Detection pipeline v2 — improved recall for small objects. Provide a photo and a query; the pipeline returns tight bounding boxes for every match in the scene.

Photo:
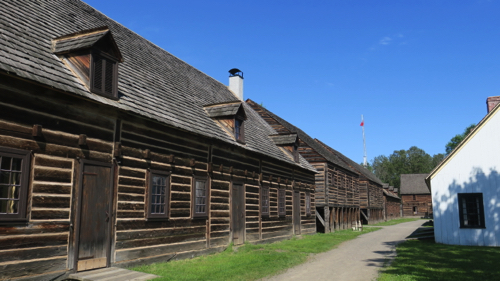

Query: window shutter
[234,116,245,144]
[92,55,103,92]
[90,52,118,98]
[104,58,114,95]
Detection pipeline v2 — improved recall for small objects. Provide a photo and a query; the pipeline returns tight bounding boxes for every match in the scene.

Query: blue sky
[84,0,500,164]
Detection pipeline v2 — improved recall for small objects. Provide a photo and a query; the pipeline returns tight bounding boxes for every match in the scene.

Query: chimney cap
[229,68,243,78]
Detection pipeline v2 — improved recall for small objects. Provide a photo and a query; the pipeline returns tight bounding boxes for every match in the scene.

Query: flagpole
[361,115,367,168]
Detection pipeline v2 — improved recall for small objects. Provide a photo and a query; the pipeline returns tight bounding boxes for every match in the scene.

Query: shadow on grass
[378,239,500,281]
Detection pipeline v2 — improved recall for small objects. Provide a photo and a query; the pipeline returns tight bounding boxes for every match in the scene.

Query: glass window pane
[11,172,21,185]
[0,200,18,214]
[0,200,7,213]
[0,172,9,184]
[11,158,22,172]
[10,186,19,199]
[7,200,18,214]
[0,186,9,198]
[1,157,11,170]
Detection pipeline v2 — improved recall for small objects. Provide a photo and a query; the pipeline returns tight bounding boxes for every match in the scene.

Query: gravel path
[262,220,424,281]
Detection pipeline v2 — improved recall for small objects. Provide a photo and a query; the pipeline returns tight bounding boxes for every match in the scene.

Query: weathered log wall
[401,194,432,217]
[0,77,115,280]
[384,196,401,220]
[0,77,316,280]
[359,179,384,224]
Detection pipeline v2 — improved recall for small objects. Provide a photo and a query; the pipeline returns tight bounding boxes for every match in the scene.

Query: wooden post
[329,207,335,232]
[142,149,151,159]
[78,134,87,146]
[32,124,43,137]
[340,207,344,229]
[324,206,330,233]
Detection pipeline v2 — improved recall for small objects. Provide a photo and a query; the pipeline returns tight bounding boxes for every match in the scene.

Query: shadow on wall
[433,167,500,246]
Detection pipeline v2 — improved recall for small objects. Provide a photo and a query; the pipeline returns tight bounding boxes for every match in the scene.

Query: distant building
[383,184,401,220]
[400,174,432,217]
[426,96,500,246]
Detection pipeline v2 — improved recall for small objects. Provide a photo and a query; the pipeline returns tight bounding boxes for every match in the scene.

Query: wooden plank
[32,183,72,195]
[31,209,70,220]
[0,257,67,279]
[114,240,206,262]
[0,222,70,235]
[116,233,205,249]
[33,167,72,183]
[0,233,68,250]
[0,245,67,263]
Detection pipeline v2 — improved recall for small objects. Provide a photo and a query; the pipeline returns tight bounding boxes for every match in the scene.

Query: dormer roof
[204,102,246,119]
[52,27,123,62]
[269,133,299,145]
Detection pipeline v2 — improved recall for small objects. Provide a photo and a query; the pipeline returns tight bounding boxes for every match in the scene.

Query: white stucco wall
[431,110,500,246]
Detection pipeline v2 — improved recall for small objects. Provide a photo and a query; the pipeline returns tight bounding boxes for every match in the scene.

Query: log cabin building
[247,100,364,232]
[313,139,385,224]
[382,184,401,220]
[401,174,432,218]
[0,1,317,280]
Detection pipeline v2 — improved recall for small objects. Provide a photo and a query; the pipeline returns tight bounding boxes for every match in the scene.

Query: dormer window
[292,142,299,162]
[90,51,118,97]
[204,101,247,144]
[235,116,245,142]
[269,133,300,163]
[52,27,123,99]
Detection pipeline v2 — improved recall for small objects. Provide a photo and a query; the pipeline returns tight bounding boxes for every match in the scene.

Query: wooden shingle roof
[52,28,107,53]
[269,134,298,145]
[0,0,316,173]
[401,174,430,195]
[246,99,358,174]
[205,102,244,118]
[314,138,384,186]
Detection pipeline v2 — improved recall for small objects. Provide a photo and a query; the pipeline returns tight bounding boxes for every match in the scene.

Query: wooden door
[231,184,245,245]
[75,161,113,271]
[293,191,301,235]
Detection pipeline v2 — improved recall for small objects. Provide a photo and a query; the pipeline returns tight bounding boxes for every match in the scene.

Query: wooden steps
[67,267,158,281]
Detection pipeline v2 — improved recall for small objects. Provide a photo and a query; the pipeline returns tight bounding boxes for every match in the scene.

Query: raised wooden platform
[68,267,158,281]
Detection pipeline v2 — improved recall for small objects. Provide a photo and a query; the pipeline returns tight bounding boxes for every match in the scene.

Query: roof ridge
[246,99,358,174]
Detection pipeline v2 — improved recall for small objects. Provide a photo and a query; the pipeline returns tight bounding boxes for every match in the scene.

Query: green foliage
[131,228,380,281]
[370,146,443,188]
[431,153,445,168]
[445,124,476,155]
[360,162,374,172]
[378,239,500,281]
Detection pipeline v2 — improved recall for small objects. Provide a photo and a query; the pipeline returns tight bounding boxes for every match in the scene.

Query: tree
[370,146,441,188]
[431,153,445,168]
[445,124,476,155]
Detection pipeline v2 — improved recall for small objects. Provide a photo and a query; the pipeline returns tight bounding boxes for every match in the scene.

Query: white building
[426,97,500,246]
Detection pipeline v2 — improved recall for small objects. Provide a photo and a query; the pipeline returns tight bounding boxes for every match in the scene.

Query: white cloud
[379,36,392,45]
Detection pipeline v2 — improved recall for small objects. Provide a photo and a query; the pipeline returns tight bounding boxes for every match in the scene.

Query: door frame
[69,159,114,271]
[231,182,245,245]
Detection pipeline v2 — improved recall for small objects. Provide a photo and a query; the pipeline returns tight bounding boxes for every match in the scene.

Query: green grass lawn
[131,228,380,281]
[371,218,420,226]
[378,239,500,281]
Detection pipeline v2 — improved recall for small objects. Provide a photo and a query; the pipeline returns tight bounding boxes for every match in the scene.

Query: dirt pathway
[262,220,425,281]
